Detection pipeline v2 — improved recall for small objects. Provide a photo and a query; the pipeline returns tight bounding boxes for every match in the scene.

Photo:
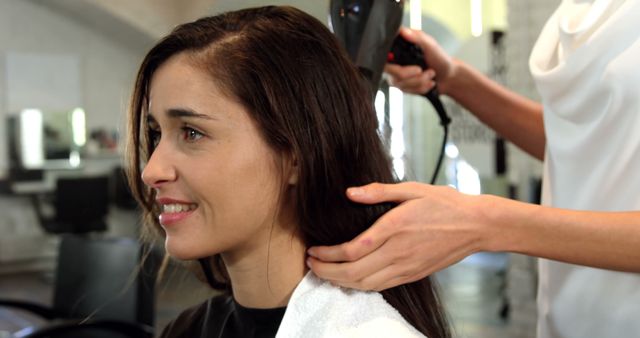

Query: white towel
[276,271,426,338]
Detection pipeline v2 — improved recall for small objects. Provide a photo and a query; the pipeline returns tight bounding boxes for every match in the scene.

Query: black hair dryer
[329,0,404,95]
[329,0,451,183]
[329,0,450,127]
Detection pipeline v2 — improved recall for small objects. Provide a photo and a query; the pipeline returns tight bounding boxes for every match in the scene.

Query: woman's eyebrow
[166,108,216,120]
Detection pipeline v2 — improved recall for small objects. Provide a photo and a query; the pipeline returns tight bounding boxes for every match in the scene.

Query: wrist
[474,194,513,253]
[437,58,463,96]
[481,195,540,254]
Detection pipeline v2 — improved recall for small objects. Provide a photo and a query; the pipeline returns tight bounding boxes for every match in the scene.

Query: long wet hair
[126,6,449,337]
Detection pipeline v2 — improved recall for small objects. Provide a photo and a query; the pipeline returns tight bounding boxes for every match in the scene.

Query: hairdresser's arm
[386,28,545,160]
[307,182,640,291]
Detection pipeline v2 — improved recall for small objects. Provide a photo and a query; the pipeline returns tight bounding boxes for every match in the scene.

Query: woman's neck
[222,224,307,309]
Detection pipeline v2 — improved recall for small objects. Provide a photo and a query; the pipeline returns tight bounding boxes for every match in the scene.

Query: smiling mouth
[162,203,197,213]
[158,203,198,227]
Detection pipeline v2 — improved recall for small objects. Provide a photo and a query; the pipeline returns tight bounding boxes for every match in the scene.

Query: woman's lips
[159,209,195,226]
[156,198,198,226]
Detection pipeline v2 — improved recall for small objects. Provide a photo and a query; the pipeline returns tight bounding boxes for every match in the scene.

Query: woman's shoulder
[160,293,233,338]
[276,272,425,337]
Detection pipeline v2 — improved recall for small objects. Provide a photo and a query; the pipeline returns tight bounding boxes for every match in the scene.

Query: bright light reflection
[456,160,481,195]
[72,108,86,146]
[69,150,81,167]
[20,109,44,168]
[375,90,386,134]
[389,87,403,130]
[471,0,483,37]
[390,131,405,159]
[393,158,405,180]
[445,143,459,158]
[410,0,422,30]
[389,87,405,178]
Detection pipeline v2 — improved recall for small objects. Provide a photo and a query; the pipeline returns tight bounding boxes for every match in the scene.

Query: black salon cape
[160,294,287,338]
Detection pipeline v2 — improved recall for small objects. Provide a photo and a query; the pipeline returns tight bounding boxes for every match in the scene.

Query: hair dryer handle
[388,35,450,126]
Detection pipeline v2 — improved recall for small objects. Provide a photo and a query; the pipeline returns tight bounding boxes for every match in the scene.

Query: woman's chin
[164,235,226,261]
[164,238,205,260]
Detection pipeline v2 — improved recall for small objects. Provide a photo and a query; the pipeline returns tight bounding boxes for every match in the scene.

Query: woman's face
[142,53,290,261]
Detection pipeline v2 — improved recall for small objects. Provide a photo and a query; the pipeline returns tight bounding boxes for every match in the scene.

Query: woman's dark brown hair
[126,5,450,337]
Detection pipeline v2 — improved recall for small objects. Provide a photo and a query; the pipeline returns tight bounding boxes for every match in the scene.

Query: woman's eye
[182,127,204,142]
[149,129,161,147]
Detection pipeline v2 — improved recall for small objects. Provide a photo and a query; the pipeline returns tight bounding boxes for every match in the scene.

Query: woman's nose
[141,145,177,188]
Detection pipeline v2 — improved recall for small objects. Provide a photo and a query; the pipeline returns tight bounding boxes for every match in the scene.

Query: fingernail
[307,248,317,257]
[348,187,364,196]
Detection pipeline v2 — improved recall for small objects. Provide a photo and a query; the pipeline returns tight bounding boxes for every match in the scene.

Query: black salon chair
[35,176,110,234]
[112,167,137,210]
[0,235,157,338]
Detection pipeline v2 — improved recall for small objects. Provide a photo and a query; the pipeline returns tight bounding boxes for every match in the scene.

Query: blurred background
[0,0,558,337]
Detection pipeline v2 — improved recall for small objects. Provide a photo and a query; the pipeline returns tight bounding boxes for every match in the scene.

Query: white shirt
[276,272,425,338]
[529,0,640,337]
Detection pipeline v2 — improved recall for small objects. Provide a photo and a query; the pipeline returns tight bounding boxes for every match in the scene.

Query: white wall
[0,0,146,177]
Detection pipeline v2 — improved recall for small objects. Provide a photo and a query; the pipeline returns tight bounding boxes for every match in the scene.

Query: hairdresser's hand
[307,182,492,291]
[384,27,457,96]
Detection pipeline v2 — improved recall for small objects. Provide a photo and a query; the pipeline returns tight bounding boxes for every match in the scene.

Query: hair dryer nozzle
[329,0,404,94]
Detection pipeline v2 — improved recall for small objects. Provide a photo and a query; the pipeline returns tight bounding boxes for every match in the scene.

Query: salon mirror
[8,108,86,171]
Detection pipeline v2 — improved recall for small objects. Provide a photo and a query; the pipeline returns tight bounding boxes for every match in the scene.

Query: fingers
[346,182,426,205]
[335,264,419,291]
[307,214,393,263]
[307,181,442,291]
[307,228,413,290]
[307,200,408,280]
[385,64,436,95]
[385,64,422,80]
[306,244,391,285]
[399,27,438,55]
[393,69,437,94]
[398,27,420,45]
[386,27,441,95]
